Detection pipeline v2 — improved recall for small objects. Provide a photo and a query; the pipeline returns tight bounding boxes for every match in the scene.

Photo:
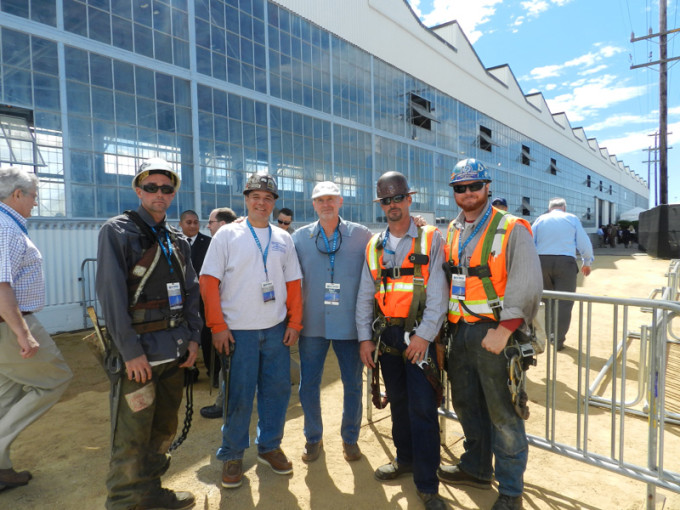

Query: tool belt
[0,311,32,324]
[132,315,185,334]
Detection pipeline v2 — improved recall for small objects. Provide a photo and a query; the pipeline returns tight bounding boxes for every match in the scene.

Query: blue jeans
[447,321,528,497]
[298,336,363,445]
[379,326,440,494]
[216,321,290,461]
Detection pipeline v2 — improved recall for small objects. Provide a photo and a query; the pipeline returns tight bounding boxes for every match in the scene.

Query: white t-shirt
[200,221,302,330]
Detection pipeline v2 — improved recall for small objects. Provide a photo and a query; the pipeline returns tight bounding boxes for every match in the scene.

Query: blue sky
[406,0,680,206]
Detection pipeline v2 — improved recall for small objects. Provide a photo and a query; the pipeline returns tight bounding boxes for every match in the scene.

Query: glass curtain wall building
[0,0,647,227]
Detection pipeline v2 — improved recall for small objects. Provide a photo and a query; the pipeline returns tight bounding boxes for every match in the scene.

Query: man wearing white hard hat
[291,181,372,463]
[96,156,202,510]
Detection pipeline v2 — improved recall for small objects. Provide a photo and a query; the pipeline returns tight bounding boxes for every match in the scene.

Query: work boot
[221,459,243,489]
[342,442,362,462]
[437,464,491,490]
[200,404,222,419]
[301,440,323,462]
[417,491,447,510]
[491,494,523,510]
[0,468,32,491]
[257,448,293,475]
[136,487,195,509]
[374,459,413,481]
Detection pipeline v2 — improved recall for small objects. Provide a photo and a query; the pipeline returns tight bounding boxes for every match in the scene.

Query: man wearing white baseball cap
[291,181,372,463]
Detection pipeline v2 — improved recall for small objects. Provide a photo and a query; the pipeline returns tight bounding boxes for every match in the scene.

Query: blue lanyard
[382,229,396,255]
[0,206,28,236]
[319,225,340,283]
[151,226,174,274]
[458,205,492,263]
[247,219,272,280]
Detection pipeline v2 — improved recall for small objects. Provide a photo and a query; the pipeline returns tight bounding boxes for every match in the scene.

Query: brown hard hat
[243,173,278,199]
[374,171,417,201]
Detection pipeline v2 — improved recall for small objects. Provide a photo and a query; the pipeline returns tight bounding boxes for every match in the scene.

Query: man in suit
[180,210,212,383]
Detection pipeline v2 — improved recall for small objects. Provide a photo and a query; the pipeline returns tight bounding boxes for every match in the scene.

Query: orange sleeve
[199,274,228,334]
[285,279,303,332]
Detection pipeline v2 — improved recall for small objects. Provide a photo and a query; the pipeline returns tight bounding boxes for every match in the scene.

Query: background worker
[356,171,448,510]
[491,197,508,211]
[179,210,211,384]
[291,181,372,463]
[439,158,542,510]
[200,174,303,489]
[276,207,295,234]
[199,207,237,420]
[0,167,73,492]
[531,197,593,351]
[96,157,202,510]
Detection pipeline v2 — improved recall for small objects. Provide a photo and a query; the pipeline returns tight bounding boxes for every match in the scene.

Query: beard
[455,191,489,214]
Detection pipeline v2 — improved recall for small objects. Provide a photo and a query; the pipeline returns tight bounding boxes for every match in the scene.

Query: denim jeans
[216,321,290,461]
[447,321,528,497]
[379,326,440,494]
[298,336,363,445]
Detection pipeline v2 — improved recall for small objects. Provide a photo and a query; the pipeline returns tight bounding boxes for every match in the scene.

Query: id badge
[261,281,276,302]
[324,282,341,306]
[451,274,466,300]
[167,282,183,310]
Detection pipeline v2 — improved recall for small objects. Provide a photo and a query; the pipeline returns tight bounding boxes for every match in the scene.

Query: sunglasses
[277,219,291,226]
[141,183,175,195]
[379,194,407,206]
[452,182,485,194]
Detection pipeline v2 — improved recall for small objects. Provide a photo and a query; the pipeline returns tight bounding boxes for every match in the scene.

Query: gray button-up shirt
[356,220,448,343]
[292,217,372,340]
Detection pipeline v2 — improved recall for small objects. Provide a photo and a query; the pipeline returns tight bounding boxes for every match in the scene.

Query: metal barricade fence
[79,257,99,329]
[366,261,680,509]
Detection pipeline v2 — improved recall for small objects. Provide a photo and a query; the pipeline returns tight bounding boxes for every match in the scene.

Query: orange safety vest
[366,225,437,322]
[445,209,531,323]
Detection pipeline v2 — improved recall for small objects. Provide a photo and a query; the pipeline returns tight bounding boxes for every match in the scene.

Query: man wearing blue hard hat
[438,158,543,510]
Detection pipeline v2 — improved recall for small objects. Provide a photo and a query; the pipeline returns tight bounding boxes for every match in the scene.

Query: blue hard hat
[449,158,491,185]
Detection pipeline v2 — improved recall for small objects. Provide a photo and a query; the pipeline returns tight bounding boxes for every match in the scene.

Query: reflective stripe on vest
[445,211,529,322]
[366,225,436,319]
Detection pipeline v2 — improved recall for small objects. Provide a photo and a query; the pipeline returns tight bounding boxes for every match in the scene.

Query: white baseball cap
[311,181,341,199]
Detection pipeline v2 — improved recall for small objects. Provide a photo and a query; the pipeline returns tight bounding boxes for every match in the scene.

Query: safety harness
[370,227,443,407]
[446,209,535,420]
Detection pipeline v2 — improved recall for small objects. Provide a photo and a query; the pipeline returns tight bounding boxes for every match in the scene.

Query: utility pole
[631,0,680,205]
[643,141,659,206]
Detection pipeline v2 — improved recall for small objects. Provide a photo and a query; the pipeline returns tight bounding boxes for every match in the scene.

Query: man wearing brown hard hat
[356,171,449,509]
[200,173,303,489]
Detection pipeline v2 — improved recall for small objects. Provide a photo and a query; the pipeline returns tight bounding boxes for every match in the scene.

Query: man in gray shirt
[438,158,542,510]
[356,171,448,510]
[292,181,372,463]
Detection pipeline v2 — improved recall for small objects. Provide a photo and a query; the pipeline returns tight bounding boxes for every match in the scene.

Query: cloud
[546,75,647,121]
[586,113,655,132]
[521,0,573,17]
[416,0,503,44]
[529,46,626,81]
[579,64,608,76]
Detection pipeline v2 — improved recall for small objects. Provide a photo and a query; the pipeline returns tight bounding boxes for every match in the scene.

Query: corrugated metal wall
[28,220,102,307]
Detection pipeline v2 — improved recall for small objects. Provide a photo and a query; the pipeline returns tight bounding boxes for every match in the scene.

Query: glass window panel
[90,54,113,89]
[134,23,154,58]
[32,38,58,76]
[113,61,135,93]
[153,0,172,33]
[96,186,119,217]
[115,92,137,125]
[3,67,33,106]
[195,18,211,48]
[67,115,92,150]
[172,9,189,40]
[136,97,157,129]
[135,67,155,98]
[210,0,225,26]
[133,1,152,26]
[66,81,91,116]
[2,30,30,68]
[2,0,29,17]
[212,53,227,81]
[70,151,93,183]
[88,7,111,44]
[71,184,95,216]
[112,16,134,51]
[211,25,225,54]
[196,47,211,75]
[33,74,60,111]
[112,0,131,18]
[172,38,190,68]
[91,88,114,120]
[154,31,173,64]
[157,102,175,132]
[63,0,88,36]
[155,73,173,103]
[225,5,239,33]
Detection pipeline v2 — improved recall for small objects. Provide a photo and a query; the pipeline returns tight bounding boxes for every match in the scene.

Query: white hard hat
[311,181,341,199]
[132,157,181,192]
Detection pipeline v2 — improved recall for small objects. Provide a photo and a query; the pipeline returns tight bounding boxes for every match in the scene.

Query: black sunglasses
[277,219,291,226]
[452,182,485,194]
[379,194,407,206]
[141,183,175,195]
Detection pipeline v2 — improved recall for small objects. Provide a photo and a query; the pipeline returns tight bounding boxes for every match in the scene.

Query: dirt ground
[5,247,680,509]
